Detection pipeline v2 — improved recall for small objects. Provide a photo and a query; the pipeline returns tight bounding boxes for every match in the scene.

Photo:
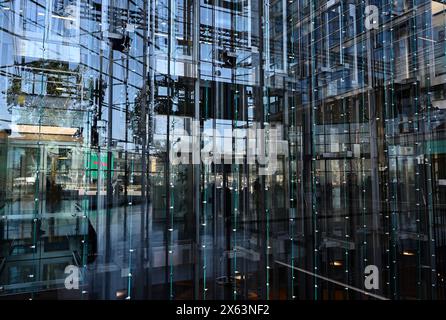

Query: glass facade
[0,0,446,300]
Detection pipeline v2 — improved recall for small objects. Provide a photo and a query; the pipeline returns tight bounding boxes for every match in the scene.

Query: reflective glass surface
[0,0,446,300]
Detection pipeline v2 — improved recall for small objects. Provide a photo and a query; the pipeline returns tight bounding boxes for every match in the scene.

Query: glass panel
[0,0,445,300]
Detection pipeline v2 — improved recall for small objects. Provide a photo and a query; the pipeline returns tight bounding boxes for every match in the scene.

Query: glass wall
[0,0,446,300]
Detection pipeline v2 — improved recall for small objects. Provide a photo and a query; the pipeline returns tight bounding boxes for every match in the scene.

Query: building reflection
[0,0,446,300]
